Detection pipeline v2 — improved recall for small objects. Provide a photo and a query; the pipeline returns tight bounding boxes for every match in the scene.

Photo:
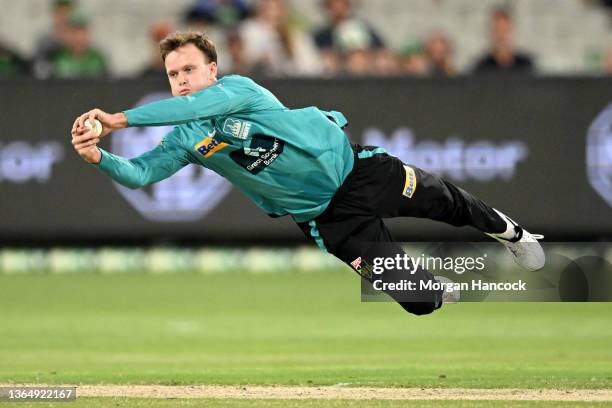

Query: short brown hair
[159,31,217,64]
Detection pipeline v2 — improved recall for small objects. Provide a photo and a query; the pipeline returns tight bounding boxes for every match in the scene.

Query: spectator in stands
[373,48,400,76]
[240,0,321,76]
[473,8,533,75]
[35,0,75,60]
[603,48,612,75]
[0,41,29,76]
[398,41,429,77]
[35,12,108,79]
[334,19,377,76]
[331,18,398,76]
[313,0,385,74]
[424,31,455,77]
[183,1,251,74]
[343,49,371,76]
[139,21,176,78]
[184,0,251,27]
[225,29,250,75]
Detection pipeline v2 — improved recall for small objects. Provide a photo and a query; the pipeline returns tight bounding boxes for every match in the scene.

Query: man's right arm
[123,79,256,127]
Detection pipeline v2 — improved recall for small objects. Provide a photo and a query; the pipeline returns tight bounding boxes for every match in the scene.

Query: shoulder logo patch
[223,118,251,140]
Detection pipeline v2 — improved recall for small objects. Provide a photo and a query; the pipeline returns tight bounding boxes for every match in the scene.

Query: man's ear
[209,61,218,78]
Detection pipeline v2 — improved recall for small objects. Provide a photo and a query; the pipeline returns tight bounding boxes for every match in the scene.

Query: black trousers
[297,145,507,316]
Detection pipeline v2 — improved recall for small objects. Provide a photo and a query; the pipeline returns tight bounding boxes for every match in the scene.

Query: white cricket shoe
[435,276,460,304]
[487,212,545,271]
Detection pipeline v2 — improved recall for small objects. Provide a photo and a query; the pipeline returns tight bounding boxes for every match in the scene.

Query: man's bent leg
[339,231,444,316]
[361,152,544,270]
[298,216,443,316]
[347,147,509,235]
[397,166,508,234]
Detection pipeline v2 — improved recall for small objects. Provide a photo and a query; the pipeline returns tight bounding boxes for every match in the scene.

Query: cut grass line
[3,385,612,401]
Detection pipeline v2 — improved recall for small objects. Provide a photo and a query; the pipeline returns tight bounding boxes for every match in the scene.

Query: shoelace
[517,226,544,241]
[498,230,544,243]
[500,212,545,242]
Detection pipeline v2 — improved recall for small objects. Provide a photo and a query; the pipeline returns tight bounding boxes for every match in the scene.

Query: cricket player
[71,31,544,315]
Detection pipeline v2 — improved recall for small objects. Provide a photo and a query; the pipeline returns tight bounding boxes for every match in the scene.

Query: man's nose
[178,73,188,85]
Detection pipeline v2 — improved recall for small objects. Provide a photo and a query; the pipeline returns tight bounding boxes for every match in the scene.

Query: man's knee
[398,301,441,316]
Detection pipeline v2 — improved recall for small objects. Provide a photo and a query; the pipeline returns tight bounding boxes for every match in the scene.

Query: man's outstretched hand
[72,109,128,138]
[71,109,128,164]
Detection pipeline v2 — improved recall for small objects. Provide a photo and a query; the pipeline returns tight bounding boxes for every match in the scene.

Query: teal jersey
[96,75,354,222]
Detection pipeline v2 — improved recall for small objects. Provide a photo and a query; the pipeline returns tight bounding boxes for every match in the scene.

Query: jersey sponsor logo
[111,92,231,222]
[223,118,251,140]
[587,103,612,207]
[194,131,228,158]
[230,135,284,175]
[403,165,417,198]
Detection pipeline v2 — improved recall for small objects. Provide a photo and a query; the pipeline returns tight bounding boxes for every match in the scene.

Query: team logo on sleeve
[403,165,417,198]
[194,131,228,158]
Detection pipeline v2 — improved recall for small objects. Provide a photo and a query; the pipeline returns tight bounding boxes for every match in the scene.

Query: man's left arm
[94,130,190,189]
[71,119,190,188]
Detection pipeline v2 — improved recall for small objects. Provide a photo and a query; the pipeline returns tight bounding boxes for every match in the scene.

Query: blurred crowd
[2,0,612,79]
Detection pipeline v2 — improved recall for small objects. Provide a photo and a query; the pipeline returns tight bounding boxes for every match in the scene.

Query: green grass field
[1,270,611,406]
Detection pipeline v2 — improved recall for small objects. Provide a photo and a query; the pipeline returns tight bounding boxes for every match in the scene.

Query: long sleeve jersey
[96,75,354,222]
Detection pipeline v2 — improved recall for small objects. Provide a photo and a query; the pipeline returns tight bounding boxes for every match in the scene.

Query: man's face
[492,15,513,48]
[326,0,350,22]
[259,0,285,24]
[65,26,90,55]
[165,43,217,97]
[426,33,451,64]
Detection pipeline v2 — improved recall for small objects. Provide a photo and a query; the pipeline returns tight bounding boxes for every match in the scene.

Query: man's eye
[185,67,192,73]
